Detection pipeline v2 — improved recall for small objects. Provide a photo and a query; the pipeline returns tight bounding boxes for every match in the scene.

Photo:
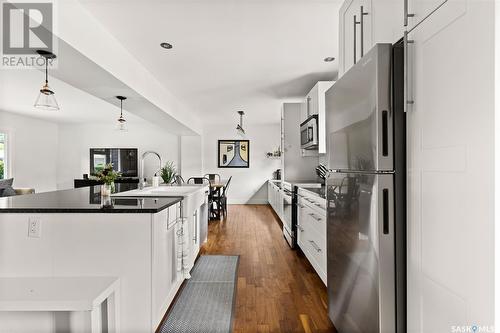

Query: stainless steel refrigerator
[325,43,406,333]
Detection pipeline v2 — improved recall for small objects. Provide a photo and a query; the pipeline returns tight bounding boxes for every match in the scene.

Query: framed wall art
[218,140,250,168]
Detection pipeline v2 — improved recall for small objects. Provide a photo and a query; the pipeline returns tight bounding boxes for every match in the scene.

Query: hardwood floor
[200,204,337,333]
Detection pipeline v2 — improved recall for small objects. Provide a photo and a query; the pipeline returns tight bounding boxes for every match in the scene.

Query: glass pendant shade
[34,51,58,110]
[116,116,128,131]
[34,82,59,110]
[115,96,128,131]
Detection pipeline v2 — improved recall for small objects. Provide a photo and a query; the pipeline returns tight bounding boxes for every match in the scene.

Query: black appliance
[300,114,319,150]
[90,148,138,177]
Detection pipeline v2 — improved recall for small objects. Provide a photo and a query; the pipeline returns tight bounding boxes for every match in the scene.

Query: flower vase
[101,183,113,197]
[101,183,114,208]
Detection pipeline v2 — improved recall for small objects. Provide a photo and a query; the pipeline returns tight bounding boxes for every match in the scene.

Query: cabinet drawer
[298,204,326,238]
[298,212,326,252]
[298,189,327,211]
[300,196,327,212]
[297,220,327,285]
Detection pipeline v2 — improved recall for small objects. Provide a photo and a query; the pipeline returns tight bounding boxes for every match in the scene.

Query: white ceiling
[77,0,341,125]
[0,67,144,125]
[0,37,199,135]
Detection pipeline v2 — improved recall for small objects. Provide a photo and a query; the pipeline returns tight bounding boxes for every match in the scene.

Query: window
[0,133,6,180]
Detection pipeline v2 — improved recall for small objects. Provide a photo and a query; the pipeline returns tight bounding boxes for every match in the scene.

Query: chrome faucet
[140,151,162,188]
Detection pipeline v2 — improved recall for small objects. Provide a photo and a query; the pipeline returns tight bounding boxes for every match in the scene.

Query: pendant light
[34,50,59,111]
[116,96,128,131]
[236,111,245,136]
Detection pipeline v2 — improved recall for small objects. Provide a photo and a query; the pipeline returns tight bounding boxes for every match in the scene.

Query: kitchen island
[0,185,207,333]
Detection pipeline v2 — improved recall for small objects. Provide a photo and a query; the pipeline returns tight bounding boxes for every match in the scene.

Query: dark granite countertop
[0,185,183,214]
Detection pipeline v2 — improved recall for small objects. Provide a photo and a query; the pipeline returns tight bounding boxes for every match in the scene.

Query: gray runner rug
[159,255,239,333]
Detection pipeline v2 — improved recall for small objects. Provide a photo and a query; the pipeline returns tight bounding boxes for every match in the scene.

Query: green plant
[160,161,177,184]
[0,160,3,180]
[90,163,121,185]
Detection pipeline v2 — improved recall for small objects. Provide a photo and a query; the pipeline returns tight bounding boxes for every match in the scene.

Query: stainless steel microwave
[300,114,319,150]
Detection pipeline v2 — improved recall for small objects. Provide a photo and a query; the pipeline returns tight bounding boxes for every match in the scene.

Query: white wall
[202,123,280,204]
[57,0,203,134]
[282,103,319,181]
[179,135,203,180]
[0,111,58,193]
[57,122,179,189]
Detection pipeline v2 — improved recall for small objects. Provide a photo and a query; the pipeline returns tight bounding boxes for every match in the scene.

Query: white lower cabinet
[182,187,208,270]
[268,183,327,285]
[297,190,327,285]
[267,181,283,220]
[152,205,182,328]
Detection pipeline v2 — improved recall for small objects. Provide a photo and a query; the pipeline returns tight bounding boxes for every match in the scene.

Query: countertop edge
[0,196,183,214]
[297,186,327,200]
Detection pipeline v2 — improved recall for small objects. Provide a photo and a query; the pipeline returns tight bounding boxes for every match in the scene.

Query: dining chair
[186,177,211,185]
[213,176,232,218]
[173,175,185,185]
[204,173,221,182]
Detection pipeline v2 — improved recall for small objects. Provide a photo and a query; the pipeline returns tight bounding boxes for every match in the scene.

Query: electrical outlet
[27,217,41,238]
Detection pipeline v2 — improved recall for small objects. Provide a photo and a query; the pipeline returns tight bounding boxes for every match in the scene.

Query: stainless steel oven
[300,115,319,150]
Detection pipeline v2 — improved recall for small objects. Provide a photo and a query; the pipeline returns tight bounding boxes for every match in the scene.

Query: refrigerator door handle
[382,110,389,156]
[382,188,389,234]
[378,175,396,333]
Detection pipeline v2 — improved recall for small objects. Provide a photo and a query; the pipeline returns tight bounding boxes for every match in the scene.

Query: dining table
[209,179,228,190]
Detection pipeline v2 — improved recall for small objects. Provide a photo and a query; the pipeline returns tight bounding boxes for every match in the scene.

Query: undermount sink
[148,186,203,195]
[112,186,205,197]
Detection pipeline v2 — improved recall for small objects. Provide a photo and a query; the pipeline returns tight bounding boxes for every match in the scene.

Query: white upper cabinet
[301,81,334,154]
[339,0,403,76]
[406,0,466,33]
[339,0,368,75]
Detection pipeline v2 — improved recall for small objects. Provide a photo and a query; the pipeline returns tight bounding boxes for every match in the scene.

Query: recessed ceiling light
[324,57,335,62]
[160,42,173,49]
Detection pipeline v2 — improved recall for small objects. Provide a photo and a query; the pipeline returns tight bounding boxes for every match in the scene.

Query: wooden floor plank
[201,205,337,333]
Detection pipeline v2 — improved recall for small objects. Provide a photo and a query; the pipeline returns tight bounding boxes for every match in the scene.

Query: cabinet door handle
[193,211,198,242]
[404,0,415,27]
[404,31,415,113]
[299,204,306,209]
[309,213,322,221]
[360,6,368,57]
[306,96,311,118]
[309,240,322,252]
[298,225,304,232]
[314,202,322,207]
[353,15,360,64]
